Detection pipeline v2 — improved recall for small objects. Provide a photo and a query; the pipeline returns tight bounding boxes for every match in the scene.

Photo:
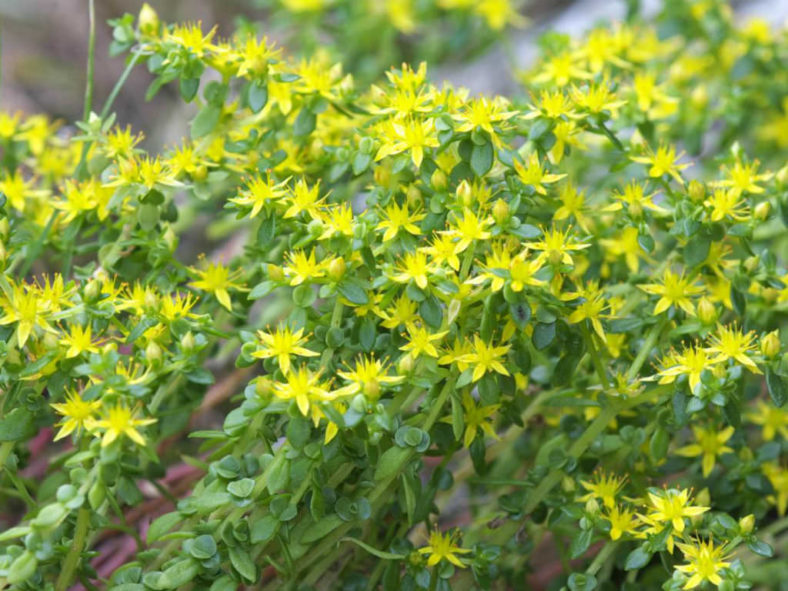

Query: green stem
[100,50,143,121]
[586,541,617,576]
[55,507,91,591]
[83,0,96,120]
[626,316,667,382]
[581,322,609,390]
[522,389,656,515]
[0,442,13,470]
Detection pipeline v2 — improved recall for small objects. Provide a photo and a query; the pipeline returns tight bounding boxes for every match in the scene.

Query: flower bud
[761,330,780,358]
[561,475,575,493]
[754,201,770,220]
[0,218,9,239]
[350,393,367,413]
[776,164,788,184]
[145,341,163,365]
[362,378,380,400]
[138,3,160,35]
[181,331,196,352]
[697,297,717,325]
[255,376,273,398]
[307,218,324,237]
[192,164,208,182]
[328,257,346,280]
[492,199,509,224]
[688,180,705,202]
[744,255,759,273]
[163,225,178,252]
[584,498,600,515]
[406,184,421,209]
[267,264,285,282]
[431,169,448,192]
[144,291,158,310]
[455,179,472,205]
[84,279,101,301]
[374,164,391,187]
[695,488,710,508]
[397,353,414,375]
[739,514,755,534]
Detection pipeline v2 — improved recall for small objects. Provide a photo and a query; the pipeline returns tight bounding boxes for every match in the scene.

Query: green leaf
[747,540,773,558]
[470,141,494,177]
[567,573,597,591]
[0,526,30,542]
[191,104,221,139]
[624,546,652,570]
[766,368,786,407]
[189,535,217,560]
[179,77,200,102]
[684,232,711,267]
[374,446,411,481]
[419,296,443,329]
[294,108,316,137]
[158,558,199,588]
[7,550,37,585]
[248,82,268,113]
[228,547,257,582]
[337,279,369,305]
[138,203,160,231]
[298,515,343,544]
[569,528,593,559]
[250,515,279,544]
[227,478,255,498]
[0,407,35,442]
[19,351,57,378]
[31,503,68,529]
[340,537,406,560]
[148,513,183,544]
[532,322,556,350]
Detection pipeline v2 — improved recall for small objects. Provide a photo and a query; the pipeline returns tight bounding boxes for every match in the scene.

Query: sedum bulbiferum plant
[0,1,787,589]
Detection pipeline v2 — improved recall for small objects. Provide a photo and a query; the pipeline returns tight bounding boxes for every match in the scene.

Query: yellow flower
[417,530,471,568]
[704,189,749,222]
[527,226,590,267]
[50,390,102,441]
[284,179,325,219]
[643,488,708,534]
[714,158,772,196]
[229,173,289,219]
[336,356,405,399]
[61,323,101,359]
[92,404,157,447]
[606,505,639,540]
[273,366,334,416]
[392,251,433,290]
[746,401,788,441]
[705,324,761,374]
[421,234,461,272]
[376,201,425,242]
[446,392,500,448]
[0,283,55,347]
[189,260,244,312]
[509,252,545,292]
[657,344,715,394]
[676,425,735,477]
[675,538,731,589]
[379,295,419,330]
[566,282,609,341]
[467,336,510,382]
[400,324,447,359]
[284,250,326,286]
[454,96,516,146]
[639,269,702,315]
[513,153,565,195]
[375,118,439,168]
[630,144,689,185]
[763,464,788,516]
[443,209,492,253]
[251,326,319,375]
[579,471,626,509]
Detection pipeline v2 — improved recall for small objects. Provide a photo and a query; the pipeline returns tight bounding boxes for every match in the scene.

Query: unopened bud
[43,332,59,350]
[695,488,710,508]
[163,225,178,252]
[688,180,705,202]
[561,476,575,493]
[181,331,196,352]
[455,180,472,205]
[754,201,770,220]
[145,341,162,364]
[761,330,780,358]
[84,279,101,301]
[0,218,9,239]
[144,291,158,309]
[255,376,272,398]
[697,297,717,325]
[492,199,509,224]
[776,164,788,184]
[192,164,208,182]
[739,514,755,534]
[350,393,367,413]
[138,3,160,35]
[406,184,421,209]
[374,164,391,187]
[328,257,346,280]
[744,255,759,273]
[267,264,285,282]
[307,219,323,237]
[431,169,448,192]
[397,353,414,374]
[585,498,600,515]
[362,378,380,400]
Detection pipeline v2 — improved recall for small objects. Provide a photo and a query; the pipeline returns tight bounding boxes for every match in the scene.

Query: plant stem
[586,541,617,576]
[100,50,143,121]
[55,507,91,591]
[83,0,96,120]
[626,316,667,382]
[581,322,610,390]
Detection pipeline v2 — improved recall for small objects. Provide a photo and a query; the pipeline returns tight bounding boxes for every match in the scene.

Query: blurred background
[1,0,785,150]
